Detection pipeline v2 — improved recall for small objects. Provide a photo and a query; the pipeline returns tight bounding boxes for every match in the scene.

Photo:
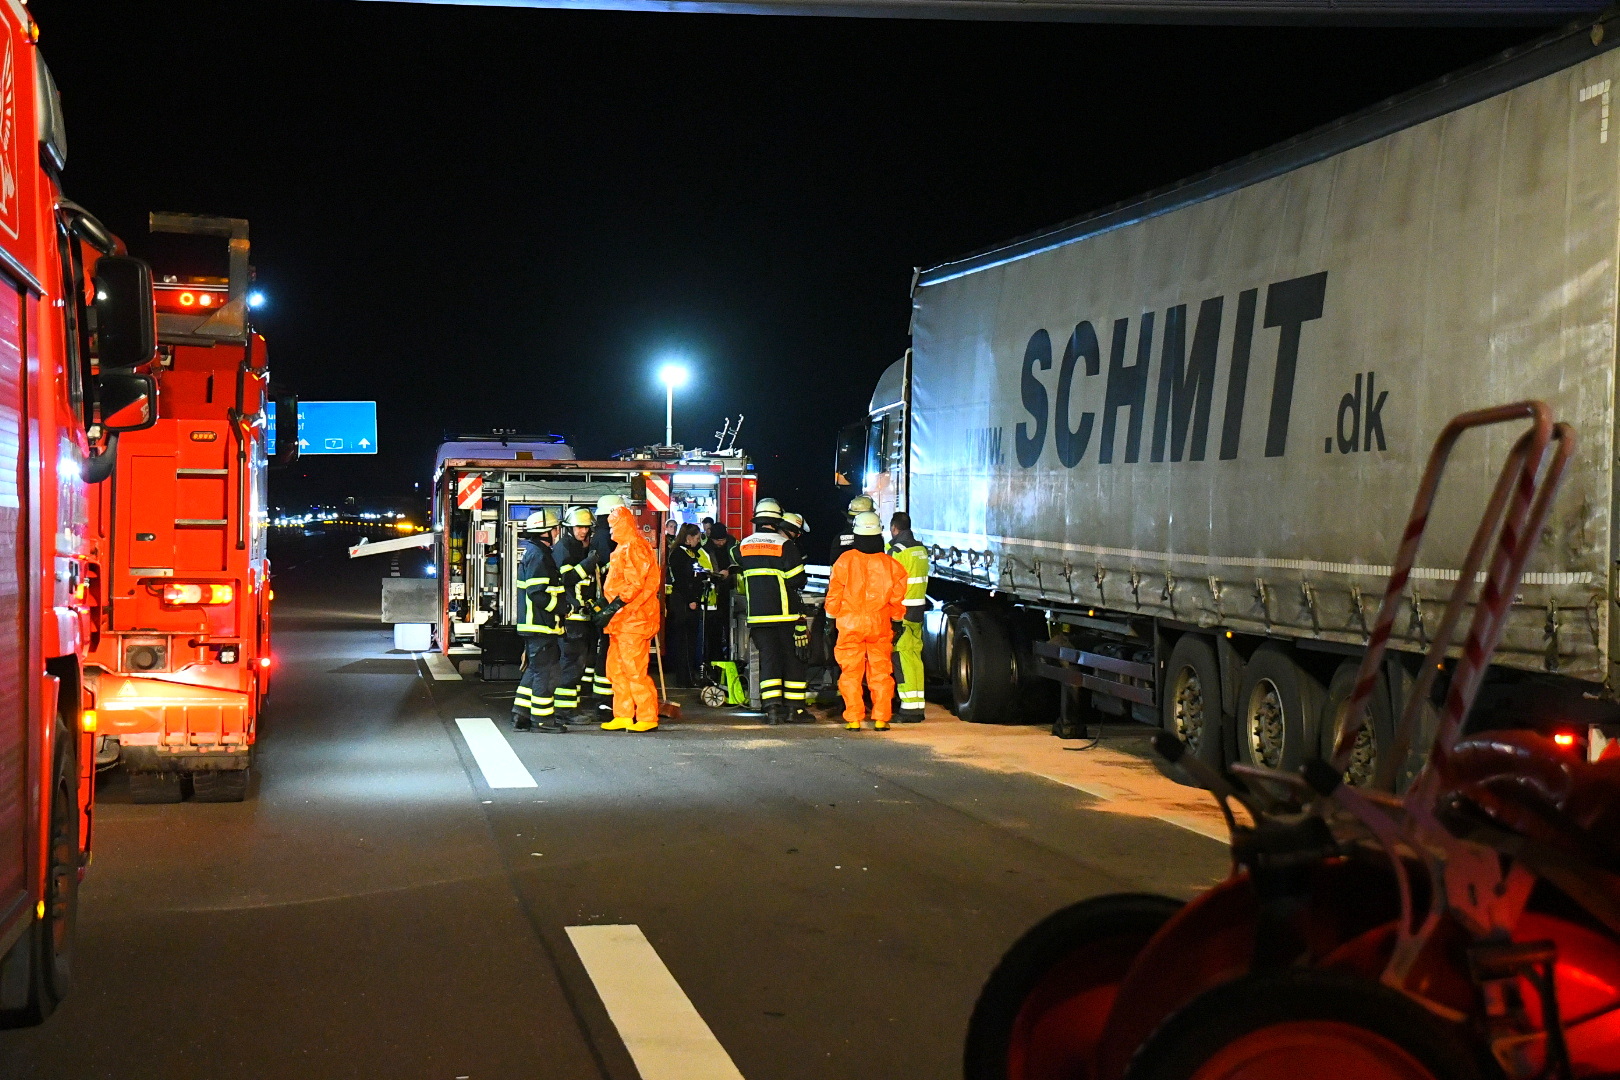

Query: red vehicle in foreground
[0,8,160,1026]
[84,214,288,804]
[968,404,1620,1080]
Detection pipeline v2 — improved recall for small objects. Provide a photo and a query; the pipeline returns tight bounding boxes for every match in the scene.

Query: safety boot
[787,708,816,725]
[565,709,597,726]
[536,722,570,734]
[512,715,533,732]
[873,719,891,731]
[601,717,634,731]
[844,719,862,731]
[627,720,659,732]
[765,703,788,726]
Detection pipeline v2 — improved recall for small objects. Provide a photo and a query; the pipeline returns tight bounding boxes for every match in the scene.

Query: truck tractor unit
[841,22,1620,786]
[1,9,162,1026]
[85,214,292,805]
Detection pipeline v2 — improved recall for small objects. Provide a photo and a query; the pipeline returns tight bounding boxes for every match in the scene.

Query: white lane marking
[566,924,746,1080]
[454,718,537,789]
[423,652,462,681]
[1156,813,1230,843]
[1036,773,1125,800]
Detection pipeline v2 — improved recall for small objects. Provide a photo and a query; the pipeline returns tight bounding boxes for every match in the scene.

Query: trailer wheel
[1125,969,1484,1080]
[191,770,249,803]
[1163,635,1225,769]
[0,722,78,1027]
[952,611,1017,724]
[1321,661,1394,790]
[1235,645,1322,771]
[964,893,1184,1080]
[128,772,185,804]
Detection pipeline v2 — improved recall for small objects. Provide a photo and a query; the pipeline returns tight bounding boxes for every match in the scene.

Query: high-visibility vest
[888,540,930,623]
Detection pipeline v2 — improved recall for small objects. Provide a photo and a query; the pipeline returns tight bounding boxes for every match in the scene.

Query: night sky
[31,1,1532,528]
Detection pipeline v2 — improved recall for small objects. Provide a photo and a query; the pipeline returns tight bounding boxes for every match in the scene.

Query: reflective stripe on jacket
[554,533,594,621]
[515,537,566,635]
[735,529,805,623]
[888,540,930,623]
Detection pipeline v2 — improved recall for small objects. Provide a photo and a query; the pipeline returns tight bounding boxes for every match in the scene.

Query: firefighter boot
[512,713,533,732]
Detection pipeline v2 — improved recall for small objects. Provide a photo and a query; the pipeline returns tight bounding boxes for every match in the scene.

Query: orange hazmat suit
[824,548,908,725]
[603,507,662,727]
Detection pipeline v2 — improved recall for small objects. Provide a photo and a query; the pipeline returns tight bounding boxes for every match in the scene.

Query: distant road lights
[657,361,691,447]
[247,290,267,310]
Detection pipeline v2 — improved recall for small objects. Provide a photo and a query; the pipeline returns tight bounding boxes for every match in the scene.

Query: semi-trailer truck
[84,214,291,804]
[840,14,1620,788]
[0,6,160,1025]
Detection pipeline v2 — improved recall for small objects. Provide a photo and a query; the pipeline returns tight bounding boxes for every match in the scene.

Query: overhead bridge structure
[357,0,1601,24]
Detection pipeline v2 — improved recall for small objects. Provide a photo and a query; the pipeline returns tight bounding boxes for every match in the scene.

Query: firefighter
[780,512,809,546]
[825,511,907,731]
[554,506,597,722]
[513,509,569,734]
[736,499,811,724]
[600,505,662,731]
[889,510,930,721]
[585,494,625,712]
[831,494,875,566]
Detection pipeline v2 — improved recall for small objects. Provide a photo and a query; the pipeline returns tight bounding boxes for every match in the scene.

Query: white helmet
[595,494,626,515]
[852,511,883,536]
[782,512,808,534]
[753,497,783,522]
[524,508,560,531]
[847,495,875,516]
[563,506,594,528]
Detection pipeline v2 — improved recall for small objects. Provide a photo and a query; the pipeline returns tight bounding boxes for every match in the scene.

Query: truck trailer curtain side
[910,26,1620,685]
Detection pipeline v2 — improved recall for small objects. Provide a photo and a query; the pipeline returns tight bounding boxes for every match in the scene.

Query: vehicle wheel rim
[1246,679,1286,767]
[1172,666,1205,753]
[1189,1020,1438,1080]
[955,641,973,703]
[1342,716,1378,788]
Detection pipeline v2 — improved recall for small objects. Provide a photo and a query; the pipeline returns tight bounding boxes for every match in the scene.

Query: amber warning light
[162,583,234,606]
[1554,732,1577,747]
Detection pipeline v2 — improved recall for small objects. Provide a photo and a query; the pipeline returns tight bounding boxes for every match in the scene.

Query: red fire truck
[84,214,291,805]
[0,8,161,1027]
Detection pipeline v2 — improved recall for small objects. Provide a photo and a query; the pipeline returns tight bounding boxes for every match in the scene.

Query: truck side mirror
[92,255,156,369]
[97,371,157,433]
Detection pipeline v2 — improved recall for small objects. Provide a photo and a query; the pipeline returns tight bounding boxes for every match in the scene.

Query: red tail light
[1554,732,1577,747]
[161,582,234,606]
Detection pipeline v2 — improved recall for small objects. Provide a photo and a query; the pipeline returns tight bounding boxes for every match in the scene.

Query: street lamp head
[658,362,690,390]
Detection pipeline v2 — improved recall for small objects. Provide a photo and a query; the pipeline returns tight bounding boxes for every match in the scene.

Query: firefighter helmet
[595,494,626,515]
[563,506,594,528]
[852,511,883,536]
[847,495,875,516]
[523,509,560,532]
[782,512,808,534]
[753,497,783,522]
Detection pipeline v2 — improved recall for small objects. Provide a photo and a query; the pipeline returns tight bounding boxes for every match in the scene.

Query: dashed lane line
[453,717,538,789]
[422,651,463,681]
[566,924,747,1080]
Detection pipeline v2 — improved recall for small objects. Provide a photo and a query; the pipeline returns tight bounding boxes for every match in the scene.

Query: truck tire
[0,723,78,1027]
[1162,635,1225,769]
[964,893,1184,1080]
[1125,969,1484,1080]
[1235,644,1323,772]
[191,770,249,803]
[1321,660,1394,790]
[128,771,184,804]
[952,611,1017,724]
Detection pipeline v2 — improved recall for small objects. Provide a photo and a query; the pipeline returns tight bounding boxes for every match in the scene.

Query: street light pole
[657,361,690,448]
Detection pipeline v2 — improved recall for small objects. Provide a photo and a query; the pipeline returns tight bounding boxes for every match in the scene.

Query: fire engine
[432,435,754,676]
[84,214,293,805]
[0,7,161,1027]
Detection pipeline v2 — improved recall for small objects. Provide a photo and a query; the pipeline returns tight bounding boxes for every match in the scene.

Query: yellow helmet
[847,495,874,516]
[595,494,626,515]
[563,506,594,528]
[782,512,808,534]
[852,511,883,536]
[523,508,560,531]
[753,497,783,522]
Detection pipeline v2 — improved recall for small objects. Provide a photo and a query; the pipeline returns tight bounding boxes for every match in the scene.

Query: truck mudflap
[117,744,250,774]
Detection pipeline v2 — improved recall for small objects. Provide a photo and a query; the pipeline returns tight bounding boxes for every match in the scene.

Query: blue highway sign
[267,401,378,455]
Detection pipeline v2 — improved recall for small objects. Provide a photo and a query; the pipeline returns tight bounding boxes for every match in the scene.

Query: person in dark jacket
[553,506,598,723]
[513,509,569,734]
[702,521,737,658]
[665,524,710,686]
